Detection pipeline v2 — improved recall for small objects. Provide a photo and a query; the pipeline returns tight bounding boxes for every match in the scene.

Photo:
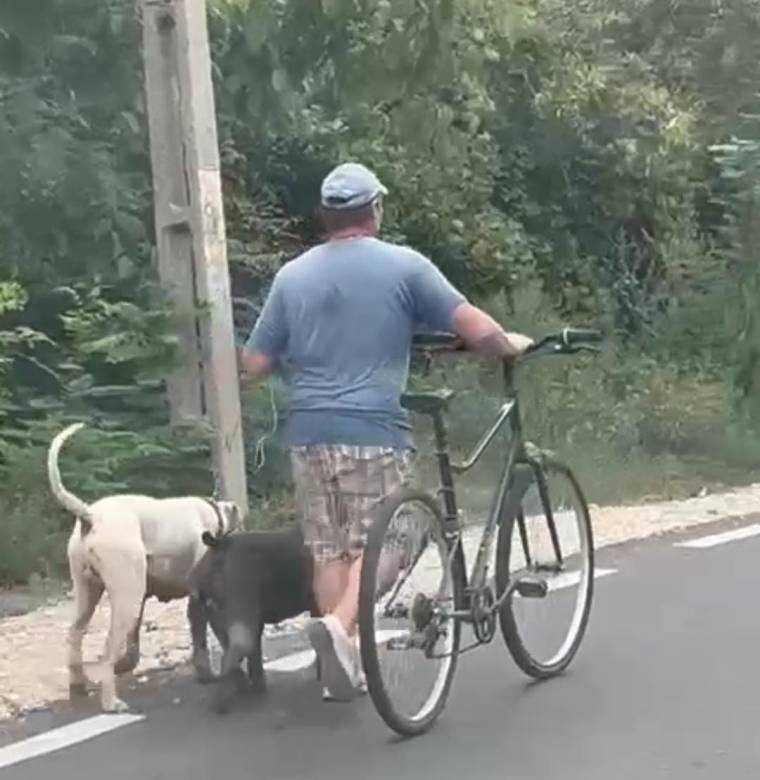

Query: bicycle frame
[430,361,559,609]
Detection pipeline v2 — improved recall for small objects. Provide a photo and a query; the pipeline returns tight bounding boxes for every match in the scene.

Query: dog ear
[202,531,219,548]
[216,500,241,533]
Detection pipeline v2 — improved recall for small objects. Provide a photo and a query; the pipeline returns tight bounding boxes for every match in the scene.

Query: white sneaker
[307,615,359,702]
[321,642,366,701]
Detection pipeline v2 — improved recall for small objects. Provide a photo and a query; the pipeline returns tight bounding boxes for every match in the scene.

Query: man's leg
[334,449,413,636]
[293,447,411,701]
[312,558,349,616]
[291,447,359,699]
[317,449,412,695]
[332,554,362,636]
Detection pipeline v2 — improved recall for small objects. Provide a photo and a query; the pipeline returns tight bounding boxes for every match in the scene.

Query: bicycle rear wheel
[359,488,465,736]
[495,459,593,678]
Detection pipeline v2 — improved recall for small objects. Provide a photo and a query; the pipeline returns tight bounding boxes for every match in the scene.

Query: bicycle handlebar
[411,332,462,348]
[411,327,604,358]
[524,327,604,357]
[560,327,604,347]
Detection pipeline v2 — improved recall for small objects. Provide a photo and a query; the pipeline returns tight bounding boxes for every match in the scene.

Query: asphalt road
[3,515,760,780]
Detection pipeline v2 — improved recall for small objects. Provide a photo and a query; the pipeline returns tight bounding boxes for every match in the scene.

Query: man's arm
[240,273,288,380]
[452,303,533,359]
[407,254,533,359]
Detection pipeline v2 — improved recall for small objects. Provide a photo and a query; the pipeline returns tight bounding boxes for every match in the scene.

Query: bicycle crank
[470,586,497,643]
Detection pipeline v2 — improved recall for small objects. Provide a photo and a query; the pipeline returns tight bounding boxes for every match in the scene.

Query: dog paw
[103,698,131,714]
[69,682,89,699]
[194,667,216,685]
[211,689,233,715]
[192,652,215,684]
[248,675,267,696]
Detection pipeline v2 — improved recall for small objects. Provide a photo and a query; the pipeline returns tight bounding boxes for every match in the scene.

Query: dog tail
[47,423,92,525]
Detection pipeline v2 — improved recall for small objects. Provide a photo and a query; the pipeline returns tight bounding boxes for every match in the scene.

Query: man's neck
[327,225,377,241]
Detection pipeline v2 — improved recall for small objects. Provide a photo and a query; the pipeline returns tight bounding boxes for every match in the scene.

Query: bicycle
[358,327,604,736]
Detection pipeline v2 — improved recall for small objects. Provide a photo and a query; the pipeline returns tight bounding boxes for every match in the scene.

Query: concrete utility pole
[141,0,249,516]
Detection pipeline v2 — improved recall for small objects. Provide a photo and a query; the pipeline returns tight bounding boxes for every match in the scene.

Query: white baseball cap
[320,162,388,210]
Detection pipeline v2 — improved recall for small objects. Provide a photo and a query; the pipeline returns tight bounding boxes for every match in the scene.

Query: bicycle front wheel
[359,488,465,736]
[495,460,593,678]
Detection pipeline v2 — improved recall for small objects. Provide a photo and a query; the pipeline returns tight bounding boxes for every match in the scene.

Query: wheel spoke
[360,490,463,736]
[496,463,593,676]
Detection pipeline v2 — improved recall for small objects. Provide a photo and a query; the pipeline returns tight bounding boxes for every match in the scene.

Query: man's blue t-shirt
[245,237,466,448]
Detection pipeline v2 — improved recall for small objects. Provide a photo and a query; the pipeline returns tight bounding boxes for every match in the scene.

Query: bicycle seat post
[431,410,459,535]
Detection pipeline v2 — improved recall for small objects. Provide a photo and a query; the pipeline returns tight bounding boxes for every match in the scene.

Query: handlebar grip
[561,327,604,346]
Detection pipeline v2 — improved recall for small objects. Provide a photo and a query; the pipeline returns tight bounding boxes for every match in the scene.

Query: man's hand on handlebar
[503,332,534,359]
[416,330,534,362]
[465,330,534,361]
[449,303,533,361]
[413,326,602,364]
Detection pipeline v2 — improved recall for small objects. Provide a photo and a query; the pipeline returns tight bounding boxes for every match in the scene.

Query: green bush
[2,0,760,584]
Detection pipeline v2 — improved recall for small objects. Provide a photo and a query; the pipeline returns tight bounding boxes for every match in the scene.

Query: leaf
[28,397,63,410]
[50,35,97,59]
[0,282,28,314]
[121,111,140,136]
[271,69,288,93]
[114,212,146,245]
[320,0,342,18]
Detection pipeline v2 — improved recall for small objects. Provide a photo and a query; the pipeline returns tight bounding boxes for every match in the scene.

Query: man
[241,162,532,701]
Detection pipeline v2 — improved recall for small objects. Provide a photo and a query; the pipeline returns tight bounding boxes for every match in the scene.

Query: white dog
[48,423,240,713]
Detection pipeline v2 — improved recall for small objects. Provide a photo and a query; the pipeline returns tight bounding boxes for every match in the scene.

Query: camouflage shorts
[290,445,413,566]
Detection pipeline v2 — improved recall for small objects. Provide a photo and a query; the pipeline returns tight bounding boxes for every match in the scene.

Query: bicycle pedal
[515,577,548,598]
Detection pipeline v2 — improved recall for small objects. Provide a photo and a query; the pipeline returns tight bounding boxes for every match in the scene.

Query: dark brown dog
[187,526,318,713]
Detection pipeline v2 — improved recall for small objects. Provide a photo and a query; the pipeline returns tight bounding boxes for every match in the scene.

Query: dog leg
[207,610,229,652]
[114,596,145,675]
[188,595,214,683]
[68,574,104,698]
[95,548,147,713]
[246,619,266,695]
[212,620,253,714]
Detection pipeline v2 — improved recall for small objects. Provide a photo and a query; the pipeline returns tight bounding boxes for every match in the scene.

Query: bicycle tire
[495,459,594,678]
[359,487,466,736]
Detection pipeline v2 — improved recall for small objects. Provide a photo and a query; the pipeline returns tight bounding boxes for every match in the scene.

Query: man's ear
[373,197,384,229]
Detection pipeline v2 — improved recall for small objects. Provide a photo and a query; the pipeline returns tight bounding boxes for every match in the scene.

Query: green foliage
[1,0,759,583]
[209,0,535,297]
[711,136,760,429]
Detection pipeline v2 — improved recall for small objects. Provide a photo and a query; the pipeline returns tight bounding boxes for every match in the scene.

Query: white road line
[549,566,617,592]
[264,648,316,673]
[0,713,144,771]
[674,524,760,549]
[263,629,410,673]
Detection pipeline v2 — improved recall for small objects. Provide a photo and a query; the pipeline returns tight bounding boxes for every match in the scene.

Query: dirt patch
[0,597,193,721]
[1,482,759,722]
[588,483,760,548]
